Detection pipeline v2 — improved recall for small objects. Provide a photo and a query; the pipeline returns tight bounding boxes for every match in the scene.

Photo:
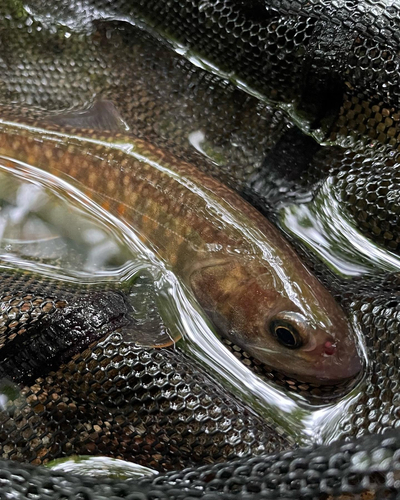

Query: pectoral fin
[120,273,181,349]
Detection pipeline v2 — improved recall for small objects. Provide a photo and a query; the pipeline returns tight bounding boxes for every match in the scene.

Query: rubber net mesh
[0,0,399,499]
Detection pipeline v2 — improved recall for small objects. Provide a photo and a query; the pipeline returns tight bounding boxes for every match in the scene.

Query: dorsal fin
[44,100,129,132]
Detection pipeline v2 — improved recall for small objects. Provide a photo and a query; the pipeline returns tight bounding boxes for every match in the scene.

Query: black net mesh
[0,431,399,499]
[0,0,400,498]
[0,271,291,470]
[73,0,400,144]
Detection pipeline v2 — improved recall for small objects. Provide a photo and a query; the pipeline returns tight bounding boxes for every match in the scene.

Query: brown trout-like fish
[0,109,362,384]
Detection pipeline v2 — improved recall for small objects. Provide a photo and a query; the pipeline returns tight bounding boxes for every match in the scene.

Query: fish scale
[0,118,361,383]
[0,124,269,257]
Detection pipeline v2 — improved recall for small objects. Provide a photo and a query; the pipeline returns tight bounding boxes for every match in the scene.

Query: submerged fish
[0,107,362,384]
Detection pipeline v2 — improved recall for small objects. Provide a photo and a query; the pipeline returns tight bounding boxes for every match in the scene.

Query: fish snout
[308,337,363,383]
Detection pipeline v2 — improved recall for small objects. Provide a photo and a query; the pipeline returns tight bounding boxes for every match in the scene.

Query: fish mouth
[249,341,364,385]
[303,345,364,385]
[314,328,365,381]
[222,337,363,401]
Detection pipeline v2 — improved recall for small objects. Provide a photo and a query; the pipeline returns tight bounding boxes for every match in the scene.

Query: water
[0,162,134,277]
[0,3,396,474]
[279,178,400,277]
[0,139,373,449]
[47,456,158,479]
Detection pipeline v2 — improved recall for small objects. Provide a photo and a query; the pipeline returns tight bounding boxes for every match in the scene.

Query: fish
[0,0,399,497]
[0,106,362,384]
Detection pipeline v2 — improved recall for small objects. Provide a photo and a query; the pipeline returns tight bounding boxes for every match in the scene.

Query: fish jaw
[250,327,363,385]
[300,328,364,384]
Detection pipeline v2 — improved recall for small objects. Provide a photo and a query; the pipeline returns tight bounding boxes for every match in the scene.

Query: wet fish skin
[0,117,361,383]
[0,0,399,495]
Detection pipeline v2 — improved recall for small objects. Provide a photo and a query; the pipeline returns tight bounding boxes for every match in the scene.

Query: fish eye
[269,319,303,349]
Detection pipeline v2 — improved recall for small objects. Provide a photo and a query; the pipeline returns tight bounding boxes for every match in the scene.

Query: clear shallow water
[0,164,133,277]
[0,154,327,446]
[0,2,393,462]
[0,156,156,281]
[47,456,158,479]
[276,177,400,444]
[0,144,383,450]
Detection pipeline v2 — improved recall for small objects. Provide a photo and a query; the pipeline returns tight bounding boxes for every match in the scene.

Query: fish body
[0,116,361,384]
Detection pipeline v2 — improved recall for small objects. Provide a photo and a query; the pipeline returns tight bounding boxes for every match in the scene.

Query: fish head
[190,259,363,385]
[257,306,363,385]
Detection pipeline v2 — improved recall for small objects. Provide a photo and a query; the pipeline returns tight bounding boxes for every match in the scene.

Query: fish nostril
[324,341,336,356]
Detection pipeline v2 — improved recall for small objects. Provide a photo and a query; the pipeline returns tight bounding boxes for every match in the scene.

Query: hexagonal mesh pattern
[0,271,291,471]
[0,341,290,471]
[332,149,400,253]
[1,268,400,498]
[0,272,134,386]
[91,0,400,146]
[0,5,290,198]
[331,274,400,442]
[0,0,400,498]
[0,431,399,499]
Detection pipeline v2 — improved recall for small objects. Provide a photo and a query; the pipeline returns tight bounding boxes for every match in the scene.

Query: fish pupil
[276,327,296,347]
[270,321,302,349]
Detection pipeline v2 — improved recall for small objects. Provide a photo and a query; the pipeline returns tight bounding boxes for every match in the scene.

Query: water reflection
[0,155,157,283]
[0,170,133,273]
[0,149,317,446]
[279,177,400,277]
[0,0,397,475]
[277,174,400,443]
[47,456,157,479]
[303,377,369,444]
